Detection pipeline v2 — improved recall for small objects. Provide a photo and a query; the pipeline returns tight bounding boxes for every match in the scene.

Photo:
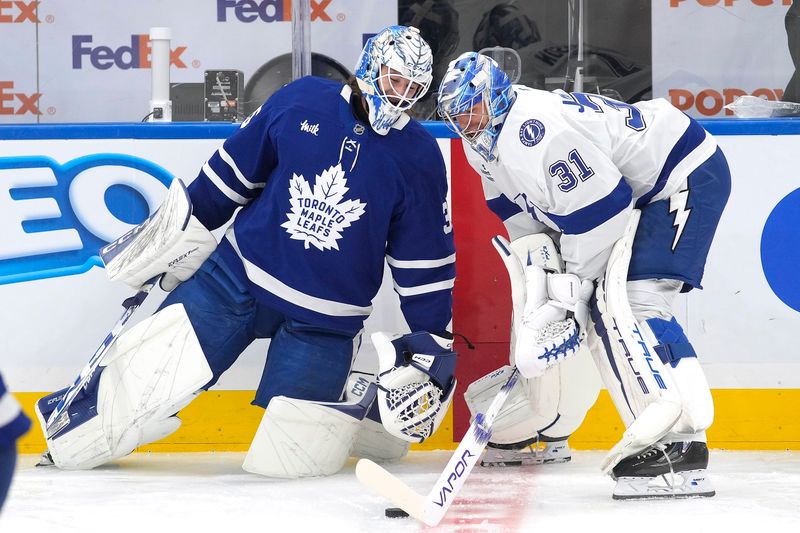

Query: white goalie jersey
[465,87,718,281]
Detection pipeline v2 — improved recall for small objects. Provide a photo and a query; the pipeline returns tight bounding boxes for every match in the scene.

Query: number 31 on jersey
[549,149,595,192]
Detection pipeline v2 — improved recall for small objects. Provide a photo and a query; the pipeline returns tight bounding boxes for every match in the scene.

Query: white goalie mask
[354,26,433,135]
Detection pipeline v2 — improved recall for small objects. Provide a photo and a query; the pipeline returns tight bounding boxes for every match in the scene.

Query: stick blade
[355,459,433,526]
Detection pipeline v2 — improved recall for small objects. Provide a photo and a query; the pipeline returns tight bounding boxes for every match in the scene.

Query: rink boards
[0,120,798,452]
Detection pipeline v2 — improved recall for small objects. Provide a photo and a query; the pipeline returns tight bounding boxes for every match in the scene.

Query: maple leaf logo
[281,163,367,251]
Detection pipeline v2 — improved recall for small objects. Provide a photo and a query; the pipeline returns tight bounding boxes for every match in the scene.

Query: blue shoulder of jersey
[263,76,346,114]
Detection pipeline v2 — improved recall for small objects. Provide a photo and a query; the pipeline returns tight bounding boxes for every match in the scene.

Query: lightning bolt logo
[668,188,692,252]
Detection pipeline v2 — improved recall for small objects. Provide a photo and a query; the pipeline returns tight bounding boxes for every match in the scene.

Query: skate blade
[480,454,571,467]
[613,470,715,500]
[613,490,715,501]
[35,450,54,467]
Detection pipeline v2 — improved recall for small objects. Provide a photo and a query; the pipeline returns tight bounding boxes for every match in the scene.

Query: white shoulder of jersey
[495,88,564,168]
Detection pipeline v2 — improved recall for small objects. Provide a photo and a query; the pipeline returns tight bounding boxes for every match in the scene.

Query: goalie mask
[372,331,457,443]
[437,52,515,162]
[354,25,434,135]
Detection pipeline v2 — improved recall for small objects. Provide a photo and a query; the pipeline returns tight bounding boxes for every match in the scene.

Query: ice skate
[481,436,571,467]
[611,441,715,500]
[35,450,54,467]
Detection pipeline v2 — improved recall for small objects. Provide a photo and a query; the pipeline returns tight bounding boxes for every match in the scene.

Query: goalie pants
[159,250,359,408]
[629,147,731,291]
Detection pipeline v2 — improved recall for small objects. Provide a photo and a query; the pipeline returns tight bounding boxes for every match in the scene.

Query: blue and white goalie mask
[355,25,433,135]
[437,52,515,162]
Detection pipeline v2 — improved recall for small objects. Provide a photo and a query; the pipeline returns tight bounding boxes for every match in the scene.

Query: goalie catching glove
[372,331,457,443]
[100,178,217,291]
[493,235,594,379]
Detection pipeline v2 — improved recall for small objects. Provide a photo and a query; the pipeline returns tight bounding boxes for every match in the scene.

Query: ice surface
[2,450,798,532]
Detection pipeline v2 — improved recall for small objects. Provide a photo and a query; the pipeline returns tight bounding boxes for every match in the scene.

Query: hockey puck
[385,507,409,518]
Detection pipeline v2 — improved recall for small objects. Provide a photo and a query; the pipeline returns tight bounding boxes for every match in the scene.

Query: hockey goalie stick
[45,277,158,439]
[356,367,520,527]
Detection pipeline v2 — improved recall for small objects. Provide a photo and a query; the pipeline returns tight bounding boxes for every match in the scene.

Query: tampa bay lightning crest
[519,119,545,147]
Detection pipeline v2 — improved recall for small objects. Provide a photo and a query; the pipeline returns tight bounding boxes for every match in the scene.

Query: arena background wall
[1,119,798,453]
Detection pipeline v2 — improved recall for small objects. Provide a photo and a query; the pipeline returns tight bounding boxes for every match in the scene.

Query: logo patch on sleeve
[519,119,545,147]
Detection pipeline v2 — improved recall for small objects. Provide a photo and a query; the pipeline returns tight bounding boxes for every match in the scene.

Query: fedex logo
[0,0,38,23]
[72,35,188,70]
[216,0,333,22]
[0,81,41,115]
[0,155,172,284]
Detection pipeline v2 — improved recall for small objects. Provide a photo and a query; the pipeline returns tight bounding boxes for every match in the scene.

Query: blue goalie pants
[629,147,731,291]
[158,251,359,408]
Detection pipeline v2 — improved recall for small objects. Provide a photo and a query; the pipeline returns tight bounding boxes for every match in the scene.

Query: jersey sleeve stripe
[389,261,456,289]
[546,177,632,235]
[636,119,708,208]
[393,278,455,297]
[386,253,456,269]
[202,162,249,205]
[486,194,524,221]
[219,145,266,190]
[226,230,372,317]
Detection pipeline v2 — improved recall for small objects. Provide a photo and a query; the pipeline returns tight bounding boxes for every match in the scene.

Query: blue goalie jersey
[187,77,455,335]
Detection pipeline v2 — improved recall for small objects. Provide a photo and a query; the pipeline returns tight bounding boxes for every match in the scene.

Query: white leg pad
[466,366,557,445]
[464,349,600,445]
[344,371,410,462]
[665,357,715,437]
[243,396,363,478]
[39,304,212,469]
[351,417,410,462]
[540,345,601,439]
[591,211,683,471]
[586,325,636,427]
[629,283,715,440]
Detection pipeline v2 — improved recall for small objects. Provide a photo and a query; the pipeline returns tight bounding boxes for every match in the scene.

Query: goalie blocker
[100,177,217,292]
